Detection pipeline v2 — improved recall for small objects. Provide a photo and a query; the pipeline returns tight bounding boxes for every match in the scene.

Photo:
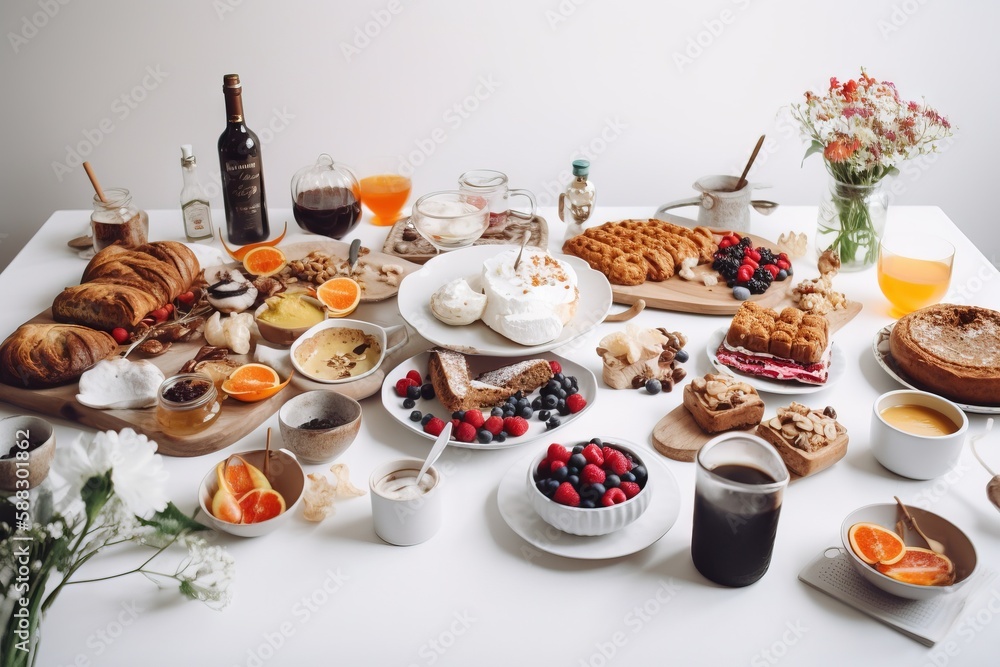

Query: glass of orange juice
[358,158,412,226]
[877,234,954,315]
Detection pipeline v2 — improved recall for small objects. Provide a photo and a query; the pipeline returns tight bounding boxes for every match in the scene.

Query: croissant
[52,241,199,331]
[0,323,117,388]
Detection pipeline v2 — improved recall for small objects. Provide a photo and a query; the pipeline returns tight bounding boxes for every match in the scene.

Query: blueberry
[409,410,422,422]
[452,410,465,420]
[513,391,524,400]
[518,406,533,419]
[631,465,648,484]
[569,453,587,469]
[776,269,788,281]
[567,475,580,487]
[537,409,551,421]
[421,413,434,426]
[562,377,574,391]
[543,394,558,409]
[545,379,560,393]
[502,408,515,418]
[517,398,530,408]
[491,407,504,417]
[403,398,416,409]
[555,388,567,399]
[544,478,559,495]
[605,474,621,488]
[406,385,421,400]
[580,499,596,509]
[536,479,550,495]
[674,348,690,363]
[546,416,562,430]
[733,286,751,301]
[567,466,579,476]
[553,465,569,482]
[589,483,606,497]
[785,265,794,276]
[621,471,636,483]
[420,383,435,400]
[572,444,585,454]
[590,437,603,447]
[531,397,543,410]
[505,396,517,406]
[566,385,579,396]
[645,378,662,394]
[557,403,570,416]
[477,429,493,444]
[496,432,507,443]
[580,486,601,504]
[553,372,565,382]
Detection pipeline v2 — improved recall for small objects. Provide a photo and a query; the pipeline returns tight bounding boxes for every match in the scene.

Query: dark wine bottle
[218,74,269,244]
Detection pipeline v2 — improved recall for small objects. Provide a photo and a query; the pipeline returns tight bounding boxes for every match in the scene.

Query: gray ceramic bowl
[0,416,55,491]
[278,391,362,464]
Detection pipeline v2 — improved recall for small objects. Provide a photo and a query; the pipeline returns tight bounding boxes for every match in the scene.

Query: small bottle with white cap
[559,159,595,242]
[179,144,214,241]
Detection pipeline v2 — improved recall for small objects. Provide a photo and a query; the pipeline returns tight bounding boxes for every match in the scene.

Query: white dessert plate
[381,351,597,449]
[497,449,681,559]
[396,244,612,356]
[872,323,1000,415]
[705,327,845,395]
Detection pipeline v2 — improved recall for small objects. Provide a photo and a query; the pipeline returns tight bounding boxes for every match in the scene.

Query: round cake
[889,304,1000,406]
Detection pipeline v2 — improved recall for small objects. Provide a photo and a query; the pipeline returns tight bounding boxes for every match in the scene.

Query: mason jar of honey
[157,373,221,436]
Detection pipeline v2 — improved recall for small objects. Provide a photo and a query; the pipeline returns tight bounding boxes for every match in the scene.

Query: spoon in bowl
[413,421,452,489]
[894,496,946,555]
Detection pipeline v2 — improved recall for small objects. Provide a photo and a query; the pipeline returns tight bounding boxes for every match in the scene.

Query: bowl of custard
[870,389,968,480]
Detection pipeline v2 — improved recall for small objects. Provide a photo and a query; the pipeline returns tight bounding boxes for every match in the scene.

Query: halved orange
[316,276,361,317]
[848,522,906,565]
[243,246,287,278]
[877,547,955,586]
[237,488,286,523]
[219,221,288,261]
[220,363,291,402]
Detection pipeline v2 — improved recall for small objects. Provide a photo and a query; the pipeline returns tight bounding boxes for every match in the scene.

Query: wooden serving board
[0,310,395,458]
[381,214,548,264]
[651,402,756,462]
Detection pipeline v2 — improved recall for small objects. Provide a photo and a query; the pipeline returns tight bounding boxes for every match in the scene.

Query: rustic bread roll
[0,323,117,388]
[52,241,199,331]
[889,304,1000,406]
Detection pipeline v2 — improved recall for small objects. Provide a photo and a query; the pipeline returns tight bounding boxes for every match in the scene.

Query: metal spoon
[513,229,531,270]
[894,496,946,555]
[970,418,1000,513]
[414,421,452,488]
[348,238,361,275]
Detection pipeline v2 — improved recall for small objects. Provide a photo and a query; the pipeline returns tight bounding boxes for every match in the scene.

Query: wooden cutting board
[0,310,392,458]
[381,214,548,264]
[651,403,757,462]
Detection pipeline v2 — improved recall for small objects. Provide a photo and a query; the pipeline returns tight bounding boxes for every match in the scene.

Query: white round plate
[396,245,612,356]
[497,448,681,559]
[381,351,597,449]
[872,323,1000,415]
[705,327,845,395]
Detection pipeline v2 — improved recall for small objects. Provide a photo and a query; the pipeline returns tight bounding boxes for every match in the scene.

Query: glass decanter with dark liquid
[290,154,361,239]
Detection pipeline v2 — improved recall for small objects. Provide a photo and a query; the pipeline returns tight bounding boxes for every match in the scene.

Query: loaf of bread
[0,323,117,388]
[726,302,829,365]
[52,241,199,331]
[889,304,1000,407]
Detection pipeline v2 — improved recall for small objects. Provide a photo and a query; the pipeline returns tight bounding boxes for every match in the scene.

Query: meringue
[77,358,165,410]
[430,278,487,326]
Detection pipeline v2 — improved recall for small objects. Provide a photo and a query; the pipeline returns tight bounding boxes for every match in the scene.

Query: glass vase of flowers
[791,69,953,270]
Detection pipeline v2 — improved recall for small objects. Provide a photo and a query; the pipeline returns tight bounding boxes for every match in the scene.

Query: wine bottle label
[223,159,262,214]
[182,200,213,239]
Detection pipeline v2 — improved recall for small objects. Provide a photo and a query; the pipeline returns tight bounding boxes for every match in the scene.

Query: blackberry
[752,267,773,286]
[746,279,769,294]
[757,247,778,265]
[739,236,753,247]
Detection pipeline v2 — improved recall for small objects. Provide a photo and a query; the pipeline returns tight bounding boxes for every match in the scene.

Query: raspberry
[395,378,417,397]
[602,446,616,462]
[602,488,627,506]
[582,443,604,466]
[553,482,581,507]
[605,450,631,476]
[454,422,477,443]
[619,481,641,499]
[580,463,606,485]
[547,443,570,462]
[450,418,461,433]
[406,370,423,385]
[483,416,504,435]
[502,416,529,437]
[566,394,587,414]
[537,458,552,475]
[548,360,562,375]
[550,459,567,472]
[423,417,445,436]
[463,410,485,429]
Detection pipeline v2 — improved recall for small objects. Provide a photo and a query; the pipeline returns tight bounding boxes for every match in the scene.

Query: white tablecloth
[3,206,998,666]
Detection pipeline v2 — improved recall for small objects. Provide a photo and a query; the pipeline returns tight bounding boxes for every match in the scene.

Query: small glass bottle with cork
[559,159,596,241]
[179,144,214,241]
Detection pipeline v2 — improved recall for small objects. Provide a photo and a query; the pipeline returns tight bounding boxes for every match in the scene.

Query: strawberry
[423,417,445,437]
[547,443,570,462]
[619,481,641,499]
[462,410,485,429]
[605,450,631,476]
[553,482,581,507]
[502,416,529,437]
[566,394,587,414]
[583,443,604,466]
[454,422,477,443]
[483,416,504,435]
[406,370,423,385]
[548,360,562,375]
[395,378,417,397]
[110,327,129,345]
[580,463,606,485]
[601,488,627,506]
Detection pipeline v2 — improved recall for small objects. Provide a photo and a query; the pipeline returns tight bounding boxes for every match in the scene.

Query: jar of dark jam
[157,373,221,436]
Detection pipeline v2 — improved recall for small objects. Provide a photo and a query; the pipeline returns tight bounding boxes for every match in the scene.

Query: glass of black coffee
[691,433,790,587]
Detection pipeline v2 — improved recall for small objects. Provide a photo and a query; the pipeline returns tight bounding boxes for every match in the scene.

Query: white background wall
[0,0,993,271]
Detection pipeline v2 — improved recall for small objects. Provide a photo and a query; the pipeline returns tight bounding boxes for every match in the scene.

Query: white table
[4,206,999,666]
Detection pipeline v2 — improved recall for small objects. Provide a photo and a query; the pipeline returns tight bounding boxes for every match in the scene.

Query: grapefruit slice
[217,455,272,497]
[316,277,361,317]
[876,547,955,586]
[242,246,287,278]
[238,488,287,524]
[848,522,906,565]
[211,487,243,523]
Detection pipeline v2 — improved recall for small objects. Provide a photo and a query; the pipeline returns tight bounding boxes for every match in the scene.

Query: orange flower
[824,138,860,162]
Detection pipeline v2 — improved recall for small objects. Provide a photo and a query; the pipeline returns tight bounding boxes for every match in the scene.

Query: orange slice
[216,455,271,497]
[211,487,242,523]
[877,547,955,586]
[316,276,361,317]
[242,246,287,278]
[848,522,906,565]
[220,363,290,402]
[237,488,286,523]
[219,221,288,261]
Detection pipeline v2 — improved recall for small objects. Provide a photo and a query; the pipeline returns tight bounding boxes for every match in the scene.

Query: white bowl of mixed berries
[528,439,652,536]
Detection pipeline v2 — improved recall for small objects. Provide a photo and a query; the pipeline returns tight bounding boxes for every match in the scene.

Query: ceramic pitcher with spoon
[655,175,778,233]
